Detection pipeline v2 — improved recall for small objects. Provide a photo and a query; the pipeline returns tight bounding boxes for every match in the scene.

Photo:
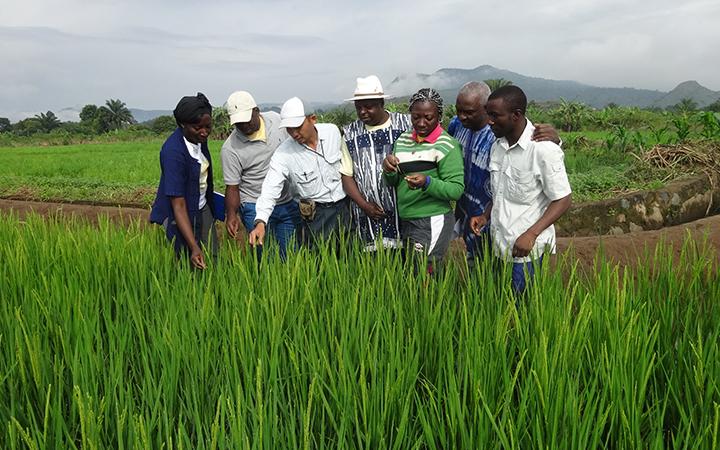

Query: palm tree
[104,99,134,130]
[550,97,590,132]
[674,98,698,117]
[34,111,61,133]
[484,78,513,92]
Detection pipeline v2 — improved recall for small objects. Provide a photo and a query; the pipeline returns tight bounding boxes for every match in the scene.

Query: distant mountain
[130,108,172,123]
[386,65,718,109]
[653,81,720,109]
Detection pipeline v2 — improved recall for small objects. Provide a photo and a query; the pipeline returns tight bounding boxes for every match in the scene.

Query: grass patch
[0,141,226,204]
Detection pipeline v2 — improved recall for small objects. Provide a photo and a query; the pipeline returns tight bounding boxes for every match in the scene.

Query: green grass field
[1,211,718,448]
[0,137,684,206]
[0,141,226,205]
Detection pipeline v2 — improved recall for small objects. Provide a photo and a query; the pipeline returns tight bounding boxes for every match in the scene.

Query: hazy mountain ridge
[50,66,720,124]
[653,81,719,109]
[387,65,718,109]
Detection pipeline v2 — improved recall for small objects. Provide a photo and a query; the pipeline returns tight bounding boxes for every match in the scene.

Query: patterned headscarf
[409,88,443,118]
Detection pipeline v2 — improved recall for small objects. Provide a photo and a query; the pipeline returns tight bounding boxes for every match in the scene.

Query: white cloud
[0,0,718,121]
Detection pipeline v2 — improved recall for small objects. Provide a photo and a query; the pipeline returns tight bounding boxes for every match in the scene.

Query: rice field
[1,210,719,449]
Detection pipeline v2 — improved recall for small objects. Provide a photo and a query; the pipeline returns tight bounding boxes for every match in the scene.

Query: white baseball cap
[227,91,257,125]
[279,97,315,128]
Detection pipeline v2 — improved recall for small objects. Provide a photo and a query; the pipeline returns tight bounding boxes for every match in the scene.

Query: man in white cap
[339,75,412,250]
[221,91,302,260]
[248,97,351,248]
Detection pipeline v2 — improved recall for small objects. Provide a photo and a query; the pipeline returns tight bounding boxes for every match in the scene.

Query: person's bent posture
[221,91,302,260]
[248,97,350,249]
[150,93,218,270]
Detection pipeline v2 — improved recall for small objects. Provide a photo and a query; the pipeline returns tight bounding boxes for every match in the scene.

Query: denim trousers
[240,200,302,261]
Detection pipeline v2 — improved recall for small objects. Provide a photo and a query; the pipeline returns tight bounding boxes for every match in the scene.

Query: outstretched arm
[170,196,206,269]
[224,185,241,238]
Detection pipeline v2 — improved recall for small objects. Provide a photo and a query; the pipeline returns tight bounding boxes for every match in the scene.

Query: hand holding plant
[404,173,427,190]
[248,222,265,247]
[382,155,399,173]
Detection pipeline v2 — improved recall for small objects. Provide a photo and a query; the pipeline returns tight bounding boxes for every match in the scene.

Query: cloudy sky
[1,0,718,122]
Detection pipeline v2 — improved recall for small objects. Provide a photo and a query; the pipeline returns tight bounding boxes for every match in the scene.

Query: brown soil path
[2,199,718,274]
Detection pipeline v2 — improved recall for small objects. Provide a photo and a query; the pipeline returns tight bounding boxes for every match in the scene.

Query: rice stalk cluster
[1,210,718,449]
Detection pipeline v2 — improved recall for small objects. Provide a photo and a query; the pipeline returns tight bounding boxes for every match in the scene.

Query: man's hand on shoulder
[531,123,561,145]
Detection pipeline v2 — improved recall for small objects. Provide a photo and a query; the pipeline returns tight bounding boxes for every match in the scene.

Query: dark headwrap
[173,92,212,126]
[409,88,444,118]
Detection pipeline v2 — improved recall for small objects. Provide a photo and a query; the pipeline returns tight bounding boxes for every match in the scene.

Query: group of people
[150,76,572,295]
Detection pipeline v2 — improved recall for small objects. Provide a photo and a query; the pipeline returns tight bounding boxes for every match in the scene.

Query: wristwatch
[253,219,266,227]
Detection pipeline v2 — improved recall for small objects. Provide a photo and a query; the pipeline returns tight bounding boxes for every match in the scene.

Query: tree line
[2,81,720,143]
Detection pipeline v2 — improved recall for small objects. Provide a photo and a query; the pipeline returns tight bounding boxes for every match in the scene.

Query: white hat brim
[343,93,393,102]
[279,116,306,128]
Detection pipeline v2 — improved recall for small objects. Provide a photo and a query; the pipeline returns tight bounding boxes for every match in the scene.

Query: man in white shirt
[470,85,572,296]
[248,97,350,248]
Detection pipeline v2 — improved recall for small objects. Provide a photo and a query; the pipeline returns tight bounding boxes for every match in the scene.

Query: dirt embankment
[2,199,718,276]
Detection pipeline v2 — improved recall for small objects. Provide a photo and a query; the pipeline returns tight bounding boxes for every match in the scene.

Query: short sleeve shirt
[220,111,292,205]
[489,119,572,263]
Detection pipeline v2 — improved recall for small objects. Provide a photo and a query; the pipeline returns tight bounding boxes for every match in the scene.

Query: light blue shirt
[255,123,346,223]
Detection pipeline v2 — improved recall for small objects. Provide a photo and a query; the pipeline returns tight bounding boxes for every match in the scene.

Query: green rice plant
[0,210,718,448]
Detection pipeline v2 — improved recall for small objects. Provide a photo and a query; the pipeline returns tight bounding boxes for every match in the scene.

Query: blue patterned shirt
[447,117,495,220]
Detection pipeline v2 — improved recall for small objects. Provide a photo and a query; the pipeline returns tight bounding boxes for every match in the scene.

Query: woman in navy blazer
[150,93,217,269]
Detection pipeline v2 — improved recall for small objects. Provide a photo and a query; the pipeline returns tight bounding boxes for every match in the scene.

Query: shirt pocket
[293,168,321,199]
[507,166,537,204]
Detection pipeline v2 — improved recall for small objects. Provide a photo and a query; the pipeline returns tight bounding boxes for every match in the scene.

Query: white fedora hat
[344,75,392,102]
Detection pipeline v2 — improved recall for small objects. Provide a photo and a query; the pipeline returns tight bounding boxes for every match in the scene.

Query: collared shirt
[447,117,495,220]
[489,119,572,263]
[341,112,412,247]
[150,127,215,252]
[411,123,443,143]
[220,111,292,205]
[254,123,346,224]
[246,114,266,141]
[184,137,209,210]
[383,127,464,220]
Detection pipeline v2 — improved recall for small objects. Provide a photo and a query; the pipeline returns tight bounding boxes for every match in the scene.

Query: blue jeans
[240,201,302,261]
[511,255,543,298]
[494,255,544,299]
